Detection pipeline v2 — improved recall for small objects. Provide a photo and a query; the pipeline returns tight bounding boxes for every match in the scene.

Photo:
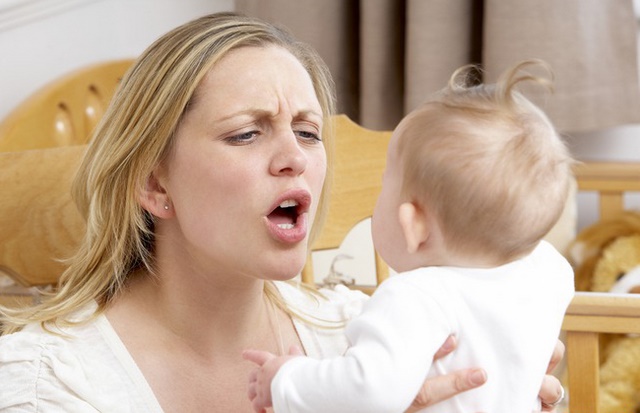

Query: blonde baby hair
[396,59,573,263]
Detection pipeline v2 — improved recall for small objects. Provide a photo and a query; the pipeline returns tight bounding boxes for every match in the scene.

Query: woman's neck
[104,270,296,413]
[107,268,278,358]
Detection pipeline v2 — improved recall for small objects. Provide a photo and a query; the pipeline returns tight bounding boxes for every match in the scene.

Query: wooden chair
[0,59,133,152]
[0,146,86,288]
[0,59,133,306]
[301,115,392,294]
[563,162,640,413]
[573,162,640,219]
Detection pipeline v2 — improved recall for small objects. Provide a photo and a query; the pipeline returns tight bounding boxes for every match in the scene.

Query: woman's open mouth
[268,199,300,229]
[265,190,311,243]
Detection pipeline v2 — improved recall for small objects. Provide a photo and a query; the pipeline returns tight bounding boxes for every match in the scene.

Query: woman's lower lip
[265,213,308,243]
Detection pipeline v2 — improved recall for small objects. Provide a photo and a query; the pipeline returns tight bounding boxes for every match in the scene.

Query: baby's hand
[243,345,304,413]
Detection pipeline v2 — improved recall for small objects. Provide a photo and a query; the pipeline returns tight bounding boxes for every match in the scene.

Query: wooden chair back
[0,59,133,152]
[0,146,86,287]
[563,162,640,413]
[301,115,391,294]
[0,60,132,304]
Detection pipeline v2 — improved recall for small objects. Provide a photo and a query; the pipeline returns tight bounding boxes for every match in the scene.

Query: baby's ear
[398,202,429,254]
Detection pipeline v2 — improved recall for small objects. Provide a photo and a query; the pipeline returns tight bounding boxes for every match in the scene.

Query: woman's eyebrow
[295,109,323,120]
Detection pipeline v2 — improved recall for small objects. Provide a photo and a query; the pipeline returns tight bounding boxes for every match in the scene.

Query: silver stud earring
[164,204,170,210]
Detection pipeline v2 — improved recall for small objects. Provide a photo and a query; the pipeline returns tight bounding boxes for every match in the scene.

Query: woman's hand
[405,337,566,413]
[405,336,487,412]
[539,340,565,412]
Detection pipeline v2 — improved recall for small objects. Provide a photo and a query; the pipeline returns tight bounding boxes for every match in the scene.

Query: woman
[0,12,564,412]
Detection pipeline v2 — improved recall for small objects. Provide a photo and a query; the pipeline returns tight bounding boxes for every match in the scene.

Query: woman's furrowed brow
[216,108,323,123]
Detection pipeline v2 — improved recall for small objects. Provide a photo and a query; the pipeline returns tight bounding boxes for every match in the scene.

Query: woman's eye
[226,131,259,144]
[296,130,321,142]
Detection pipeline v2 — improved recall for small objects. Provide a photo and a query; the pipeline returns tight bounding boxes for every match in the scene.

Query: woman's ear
[398,202,429,254]
[139,169,173,218]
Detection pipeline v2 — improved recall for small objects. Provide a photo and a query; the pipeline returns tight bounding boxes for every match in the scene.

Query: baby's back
[412,241,573,412]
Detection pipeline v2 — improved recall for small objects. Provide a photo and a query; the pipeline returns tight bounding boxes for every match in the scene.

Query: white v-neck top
[0,282,367,412]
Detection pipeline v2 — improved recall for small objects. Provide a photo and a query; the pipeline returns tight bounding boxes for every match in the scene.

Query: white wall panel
[0,0,233,119]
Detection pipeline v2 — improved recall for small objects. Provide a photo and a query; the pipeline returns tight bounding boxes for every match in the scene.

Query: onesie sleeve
[272,274,456,413]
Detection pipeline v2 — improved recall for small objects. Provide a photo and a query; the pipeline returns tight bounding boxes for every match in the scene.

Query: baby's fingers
[247,367,260,400]
[247,380,268,413]
[247,380,257,400]
[242,349,276,366]
[288,344,304,356]
[252,399,268,413]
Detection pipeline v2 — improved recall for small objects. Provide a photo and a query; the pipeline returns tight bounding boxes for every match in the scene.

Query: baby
[243,60,575,413]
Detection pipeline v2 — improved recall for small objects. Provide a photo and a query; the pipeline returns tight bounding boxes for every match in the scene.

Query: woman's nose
[269,129,308,176]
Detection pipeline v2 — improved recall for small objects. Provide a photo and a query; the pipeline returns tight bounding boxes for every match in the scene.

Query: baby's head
[392,60,573,264]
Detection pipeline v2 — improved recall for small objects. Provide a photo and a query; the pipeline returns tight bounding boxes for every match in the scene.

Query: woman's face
[157,46,326,281]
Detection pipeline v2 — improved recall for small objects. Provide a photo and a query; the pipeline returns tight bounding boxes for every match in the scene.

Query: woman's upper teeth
[280,200,298,208]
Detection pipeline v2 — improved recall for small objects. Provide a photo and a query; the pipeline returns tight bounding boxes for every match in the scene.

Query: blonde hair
[397,59,573,262]
[1,12,336,334]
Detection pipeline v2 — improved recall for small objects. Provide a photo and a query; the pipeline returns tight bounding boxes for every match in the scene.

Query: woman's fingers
[432,335,457,360]
[539,375,563,412]
[405,335,486,413]
[412,337,564,412]
[546,340,565,374]
[538,339,565,411]
[409,368,487,410]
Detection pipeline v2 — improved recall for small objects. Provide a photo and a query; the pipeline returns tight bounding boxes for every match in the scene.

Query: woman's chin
[266,261,306,282]
[257,247,309,282]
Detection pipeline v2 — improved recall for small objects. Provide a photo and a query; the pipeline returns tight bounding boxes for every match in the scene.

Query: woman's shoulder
[275,281,370,359]
[0,309,144,411]
[276,281,369,324]
[0,324,88,409]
